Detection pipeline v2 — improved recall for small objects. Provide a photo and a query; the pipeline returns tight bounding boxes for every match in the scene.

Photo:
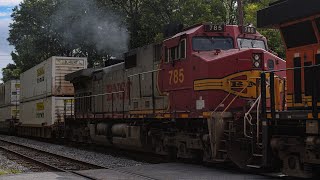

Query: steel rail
[0,138,158,180]
[0,139,102,180]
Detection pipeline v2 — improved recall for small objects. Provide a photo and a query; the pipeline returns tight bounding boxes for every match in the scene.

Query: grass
[0,169,21,176]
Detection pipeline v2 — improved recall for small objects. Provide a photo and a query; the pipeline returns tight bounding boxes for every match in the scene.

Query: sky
[0,0,22,81]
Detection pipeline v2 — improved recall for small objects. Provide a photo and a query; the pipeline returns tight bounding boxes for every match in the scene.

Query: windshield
[237,38,266,50]
[192,37,234,51]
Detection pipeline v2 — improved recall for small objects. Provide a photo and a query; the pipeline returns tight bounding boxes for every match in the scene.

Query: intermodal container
[0,80,20,107]
[19,97,73,126]
[20,56,87,102]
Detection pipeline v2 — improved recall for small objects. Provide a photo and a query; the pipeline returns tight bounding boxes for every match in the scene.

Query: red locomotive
[64,22,286,170]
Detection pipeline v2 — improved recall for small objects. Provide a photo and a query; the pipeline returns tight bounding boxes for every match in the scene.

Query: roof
[257,0,320,28]
[65,68,94,82]
[165,25,202,40]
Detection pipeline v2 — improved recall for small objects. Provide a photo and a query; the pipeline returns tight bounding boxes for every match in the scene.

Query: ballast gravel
[0,153,30,174]
[0,135,148,169]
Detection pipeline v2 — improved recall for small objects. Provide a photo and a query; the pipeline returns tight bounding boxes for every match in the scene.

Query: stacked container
[0,80,20,121]
[19,56,87,126]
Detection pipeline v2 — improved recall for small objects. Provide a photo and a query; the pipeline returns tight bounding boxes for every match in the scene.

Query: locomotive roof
[65,68,94,82]
[257,0,320,28]
[166,25,202,40]
[98,62,124,74]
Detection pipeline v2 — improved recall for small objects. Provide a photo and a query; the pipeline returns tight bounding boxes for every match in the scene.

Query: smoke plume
[51,0,129,56]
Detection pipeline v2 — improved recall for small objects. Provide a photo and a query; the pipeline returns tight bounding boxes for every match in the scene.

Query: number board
[204,24,225,32]
[242,26,257,34]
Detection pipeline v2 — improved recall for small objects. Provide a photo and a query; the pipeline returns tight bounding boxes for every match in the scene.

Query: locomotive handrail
[262,63,320,73]
[222,84,251,114]
[244,95,261,139]
[73,91,125,99]
[213,92,232,113]
[127,69,163,78]
[64,91,126,118]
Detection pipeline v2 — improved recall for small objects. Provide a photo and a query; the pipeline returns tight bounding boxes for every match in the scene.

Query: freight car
[0,80,20,133]
[257,0,320,178]
[64,23,286,170]
[17,56,88,138]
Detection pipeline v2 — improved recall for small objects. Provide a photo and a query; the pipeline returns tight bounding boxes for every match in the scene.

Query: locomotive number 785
[169,68,184,85]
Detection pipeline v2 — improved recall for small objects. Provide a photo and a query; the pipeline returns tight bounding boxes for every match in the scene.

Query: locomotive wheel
[282,155,312,178]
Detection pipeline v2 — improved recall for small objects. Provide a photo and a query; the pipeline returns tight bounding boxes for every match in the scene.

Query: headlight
[252,53,262,68]
[254,61,260,68]
[254,54,260,61]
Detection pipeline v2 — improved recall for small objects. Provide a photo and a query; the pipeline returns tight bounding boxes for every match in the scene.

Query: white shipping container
[0,105,19,121]
[20,56,87,102]
[0,80,20,107]
[20,97,73,126]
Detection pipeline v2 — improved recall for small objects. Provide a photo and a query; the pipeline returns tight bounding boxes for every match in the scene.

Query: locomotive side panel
[90,44,169,118]
[126,44,168,115]
[100,64,128,116]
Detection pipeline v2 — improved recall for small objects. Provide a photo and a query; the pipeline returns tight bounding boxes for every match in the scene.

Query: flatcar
[65,23,286,170]
[258,0,320,178]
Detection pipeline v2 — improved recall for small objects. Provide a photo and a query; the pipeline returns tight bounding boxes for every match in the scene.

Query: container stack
[19,56,87,126]
[0,80,20,121]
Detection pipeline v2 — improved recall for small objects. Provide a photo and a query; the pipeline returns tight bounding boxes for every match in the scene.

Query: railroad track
[0,136,281,180]
[0,138,160,180]
[0,139,104,179]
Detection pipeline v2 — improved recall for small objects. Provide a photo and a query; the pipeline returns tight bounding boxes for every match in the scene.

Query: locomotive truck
[64,23,286,170]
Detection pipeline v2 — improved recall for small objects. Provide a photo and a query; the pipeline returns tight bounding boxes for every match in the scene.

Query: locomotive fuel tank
[111,124,127,137]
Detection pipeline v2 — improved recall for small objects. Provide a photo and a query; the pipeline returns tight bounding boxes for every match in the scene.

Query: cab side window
[167,39,187,62]
[267,59,275,70]
[179,39,186,59]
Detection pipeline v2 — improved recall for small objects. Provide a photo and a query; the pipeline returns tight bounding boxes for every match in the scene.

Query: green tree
[2,63,21,82]
[243,0,285,58]
[7,0,128,74]
[5,0,285,82]
[8,0,68,72]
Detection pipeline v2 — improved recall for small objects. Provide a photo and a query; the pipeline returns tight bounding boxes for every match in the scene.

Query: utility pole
[237,0,244,26]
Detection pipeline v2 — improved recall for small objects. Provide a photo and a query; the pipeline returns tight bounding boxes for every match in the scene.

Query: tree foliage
[2,63,21,83]
[4,0,285,82]
[243,0,285,58]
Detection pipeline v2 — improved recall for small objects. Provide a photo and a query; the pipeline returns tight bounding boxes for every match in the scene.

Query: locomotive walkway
[1,163,282,180]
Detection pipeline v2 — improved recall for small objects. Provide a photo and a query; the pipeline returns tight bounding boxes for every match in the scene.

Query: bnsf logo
[106,82,132,101]
[231,81,256,88]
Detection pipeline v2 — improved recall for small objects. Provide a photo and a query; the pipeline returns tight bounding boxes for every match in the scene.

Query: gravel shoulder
[0,135,148,169]
[0,153,30,176]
